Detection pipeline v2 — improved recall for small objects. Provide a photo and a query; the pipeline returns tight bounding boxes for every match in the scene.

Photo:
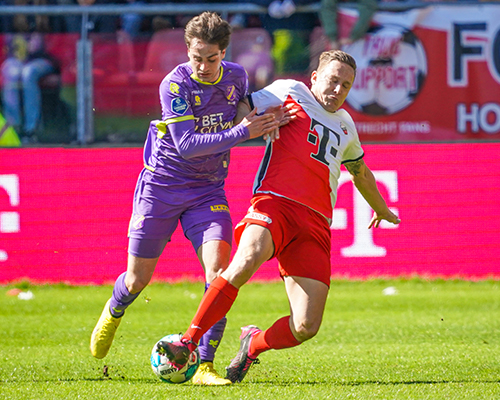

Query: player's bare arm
[234,98,252,125]
[344,158,364,176]
[344,159,401,228]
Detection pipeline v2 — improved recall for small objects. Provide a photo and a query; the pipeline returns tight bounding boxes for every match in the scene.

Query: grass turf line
[1,279,499,399]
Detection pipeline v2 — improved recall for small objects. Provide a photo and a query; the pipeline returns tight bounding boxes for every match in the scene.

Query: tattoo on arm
[345,160,363,176]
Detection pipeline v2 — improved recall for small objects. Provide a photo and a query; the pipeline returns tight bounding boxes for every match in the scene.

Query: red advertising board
[0,144,499,284]
[332,4,500,142]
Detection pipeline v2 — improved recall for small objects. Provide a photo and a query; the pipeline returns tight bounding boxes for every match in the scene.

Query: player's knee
[224,252,260,287]
[293,320,321,342]
[205,263,228,283]
[125,275,149,294]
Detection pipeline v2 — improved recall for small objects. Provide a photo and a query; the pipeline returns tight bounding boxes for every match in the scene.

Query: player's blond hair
[184,12,232,51]
[317,50,357,76]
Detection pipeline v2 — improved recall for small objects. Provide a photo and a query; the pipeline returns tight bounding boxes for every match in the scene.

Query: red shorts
[234,194,332,287]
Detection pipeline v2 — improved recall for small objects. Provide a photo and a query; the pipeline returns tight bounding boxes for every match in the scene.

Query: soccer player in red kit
[159,50,401,383]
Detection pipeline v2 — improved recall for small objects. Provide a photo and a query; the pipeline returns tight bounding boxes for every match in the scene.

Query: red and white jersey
[250,79,364,221]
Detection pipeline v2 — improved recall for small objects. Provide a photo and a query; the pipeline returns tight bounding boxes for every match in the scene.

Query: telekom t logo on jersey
[0,174,20,262]
[308,118,341,165]
[332,171,399,257]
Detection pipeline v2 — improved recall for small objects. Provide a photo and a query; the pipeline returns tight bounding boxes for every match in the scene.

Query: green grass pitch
[1,279,499,399]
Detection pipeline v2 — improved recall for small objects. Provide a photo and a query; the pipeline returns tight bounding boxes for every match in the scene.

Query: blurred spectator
[320,0,377,49]
[0,0,11,32]
[13,0,50,33]
[1,32,61,143]
[146,0,176,32]
[120,0,145,38]
[253,0,317,34]
[247,0,318,75]
[233,28,274,91]
[228,0,257,29]
[308,0,377,72]
[268,0,297,19]
[147,0,234,32]
[56,0,121,33]
[0,0,64,33]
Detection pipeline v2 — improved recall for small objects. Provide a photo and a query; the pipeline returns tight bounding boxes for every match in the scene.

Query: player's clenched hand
[241,108,280,140]
[368,210,401,229]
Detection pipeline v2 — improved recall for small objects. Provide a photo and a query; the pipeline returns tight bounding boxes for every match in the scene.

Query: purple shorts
[128,170,232,258]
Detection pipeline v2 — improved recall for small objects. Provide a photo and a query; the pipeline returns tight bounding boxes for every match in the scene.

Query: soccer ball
[150,333,200,384]
[345,24,427,116]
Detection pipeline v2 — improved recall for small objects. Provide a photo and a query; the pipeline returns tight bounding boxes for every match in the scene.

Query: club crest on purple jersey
[226,85,236,102]
[130,214,145,230]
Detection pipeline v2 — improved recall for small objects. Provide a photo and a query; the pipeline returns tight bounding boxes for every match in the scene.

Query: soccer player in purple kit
[89,11,280,385]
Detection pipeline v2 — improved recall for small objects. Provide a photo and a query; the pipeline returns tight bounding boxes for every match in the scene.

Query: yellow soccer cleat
[191,362,232,386]
[90,299,122,359]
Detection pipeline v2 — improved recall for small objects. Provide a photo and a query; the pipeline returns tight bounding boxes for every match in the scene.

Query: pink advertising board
[0,143,499,284]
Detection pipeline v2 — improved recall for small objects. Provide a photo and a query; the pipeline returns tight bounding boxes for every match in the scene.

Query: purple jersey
[141,61,250,187]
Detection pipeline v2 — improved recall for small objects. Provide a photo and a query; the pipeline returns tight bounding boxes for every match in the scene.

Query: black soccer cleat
[225,325,261,383]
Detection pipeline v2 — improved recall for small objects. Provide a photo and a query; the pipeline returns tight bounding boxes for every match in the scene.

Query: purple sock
[108,272,141,318]
[198,282,227,363]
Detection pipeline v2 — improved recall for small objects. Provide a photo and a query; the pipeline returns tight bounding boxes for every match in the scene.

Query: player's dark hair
[317,50,357,76]
[184,12,232,51]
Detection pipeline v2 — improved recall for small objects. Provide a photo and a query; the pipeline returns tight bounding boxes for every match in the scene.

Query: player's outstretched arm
[168,104,277,159]
[344,159,401,229]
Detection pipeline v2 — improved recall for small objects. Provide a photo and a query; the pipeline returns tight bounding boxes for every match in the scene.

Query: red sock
[182,276,238,351]
[249,316,301,357]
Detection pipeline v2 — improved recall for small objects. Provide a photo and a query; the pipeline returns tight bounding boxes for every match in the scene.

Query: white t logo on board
[0,174,20,262]
[332,171,399,257]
